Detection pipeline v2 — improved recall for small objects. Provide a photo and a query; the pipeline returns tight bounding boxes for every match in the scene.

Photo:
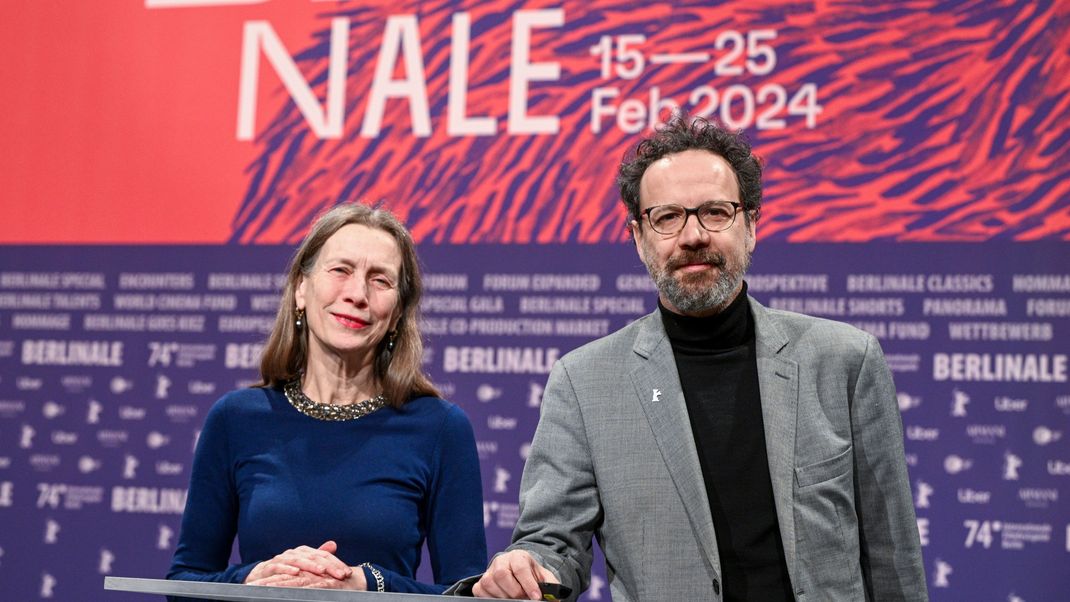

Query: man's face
[631,149,756,317]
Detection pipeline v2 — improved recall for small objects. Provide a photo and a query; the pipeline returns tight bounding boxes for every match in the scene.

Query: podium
[104,577,501,601]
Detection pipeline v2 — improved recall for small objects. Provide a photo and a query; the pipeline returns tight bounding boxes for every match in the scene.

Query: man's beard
[643,239,751,315]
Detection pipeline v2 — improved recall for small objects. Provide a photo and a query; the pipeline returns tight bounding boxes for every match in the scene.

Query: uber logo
[487,415,517,430]
[995,396,1027,412]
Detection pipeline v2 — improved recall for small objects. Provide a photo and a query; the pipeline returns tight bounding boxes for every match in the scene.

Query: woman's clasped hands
[245,540,367,590]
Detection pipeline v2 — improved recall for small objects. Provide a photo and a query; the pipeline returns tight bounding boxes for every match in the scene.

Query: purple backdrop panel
[0,243,1068,600]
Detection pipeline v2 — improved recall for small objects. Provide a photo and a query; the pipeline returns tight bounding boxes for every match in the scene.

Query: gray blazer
[508,297,927,601]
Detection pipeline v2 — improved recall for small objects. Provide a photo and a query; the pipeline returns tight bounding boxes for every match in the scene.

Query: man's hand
[245,541,354,585]
[473,550,559,600]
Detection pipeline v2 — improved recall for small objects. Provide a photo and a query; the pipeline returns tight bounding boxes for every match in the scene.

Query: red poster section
[0,1,324,243]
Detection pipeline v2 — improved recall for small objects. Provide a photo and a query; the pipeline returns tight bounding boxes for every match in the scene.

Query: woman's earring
[387,330,398,352]
[295,308,305,329]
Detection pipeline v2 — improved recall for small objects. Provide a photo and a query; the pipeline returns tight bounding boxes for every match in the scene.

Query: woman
[168,203,487,594]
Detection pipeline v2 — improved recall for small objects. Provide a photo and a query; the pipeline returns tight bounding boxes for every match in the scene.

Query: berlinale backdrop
[1,1,1068,600]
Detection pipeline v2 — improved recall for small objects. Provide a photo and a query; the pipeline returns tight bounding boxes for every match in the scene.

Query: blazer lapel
[749,297,800,586]
[629,310,721,579]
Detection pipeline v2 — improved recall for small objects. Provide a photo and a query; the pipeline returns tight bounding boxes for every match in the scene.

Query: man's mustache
[666,251,727,271]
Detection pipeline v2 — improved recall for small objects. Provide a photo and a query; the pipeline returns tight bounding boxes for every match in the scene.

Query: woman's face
[295,224,403,367]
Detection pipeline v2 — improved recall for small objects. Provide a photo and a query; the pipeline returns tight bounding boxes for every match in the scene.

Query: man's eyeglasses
[640,201,743,235]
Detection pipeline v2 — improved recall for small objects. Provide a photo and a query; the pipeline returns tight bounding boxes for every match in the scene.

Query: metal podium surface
[104,577,507,602]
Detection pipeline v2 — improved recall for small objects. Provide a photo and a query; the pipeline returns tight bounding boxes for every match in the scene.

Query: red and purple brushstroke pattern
[230,0,1070,244]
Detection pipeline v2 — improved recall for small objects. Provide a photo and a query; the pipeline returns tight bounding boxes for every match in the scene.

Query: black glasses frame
[640,201,743,234]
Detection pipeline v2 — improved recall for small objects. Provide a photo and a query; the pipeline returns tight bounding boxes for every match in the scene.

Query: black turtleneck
[660,285,794,602]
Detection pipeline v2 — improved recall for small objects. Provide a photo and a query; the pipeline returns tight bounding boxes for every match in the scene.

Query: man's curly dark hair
[617,114,763,225]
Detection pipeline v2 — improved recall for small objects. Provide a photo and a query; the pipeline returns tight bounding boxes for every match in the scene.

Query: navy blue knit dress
[167,387,487,594]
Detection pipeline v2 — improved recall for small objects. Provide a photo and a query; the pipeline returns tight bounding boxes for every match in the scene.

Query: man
[472,116,927,601]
